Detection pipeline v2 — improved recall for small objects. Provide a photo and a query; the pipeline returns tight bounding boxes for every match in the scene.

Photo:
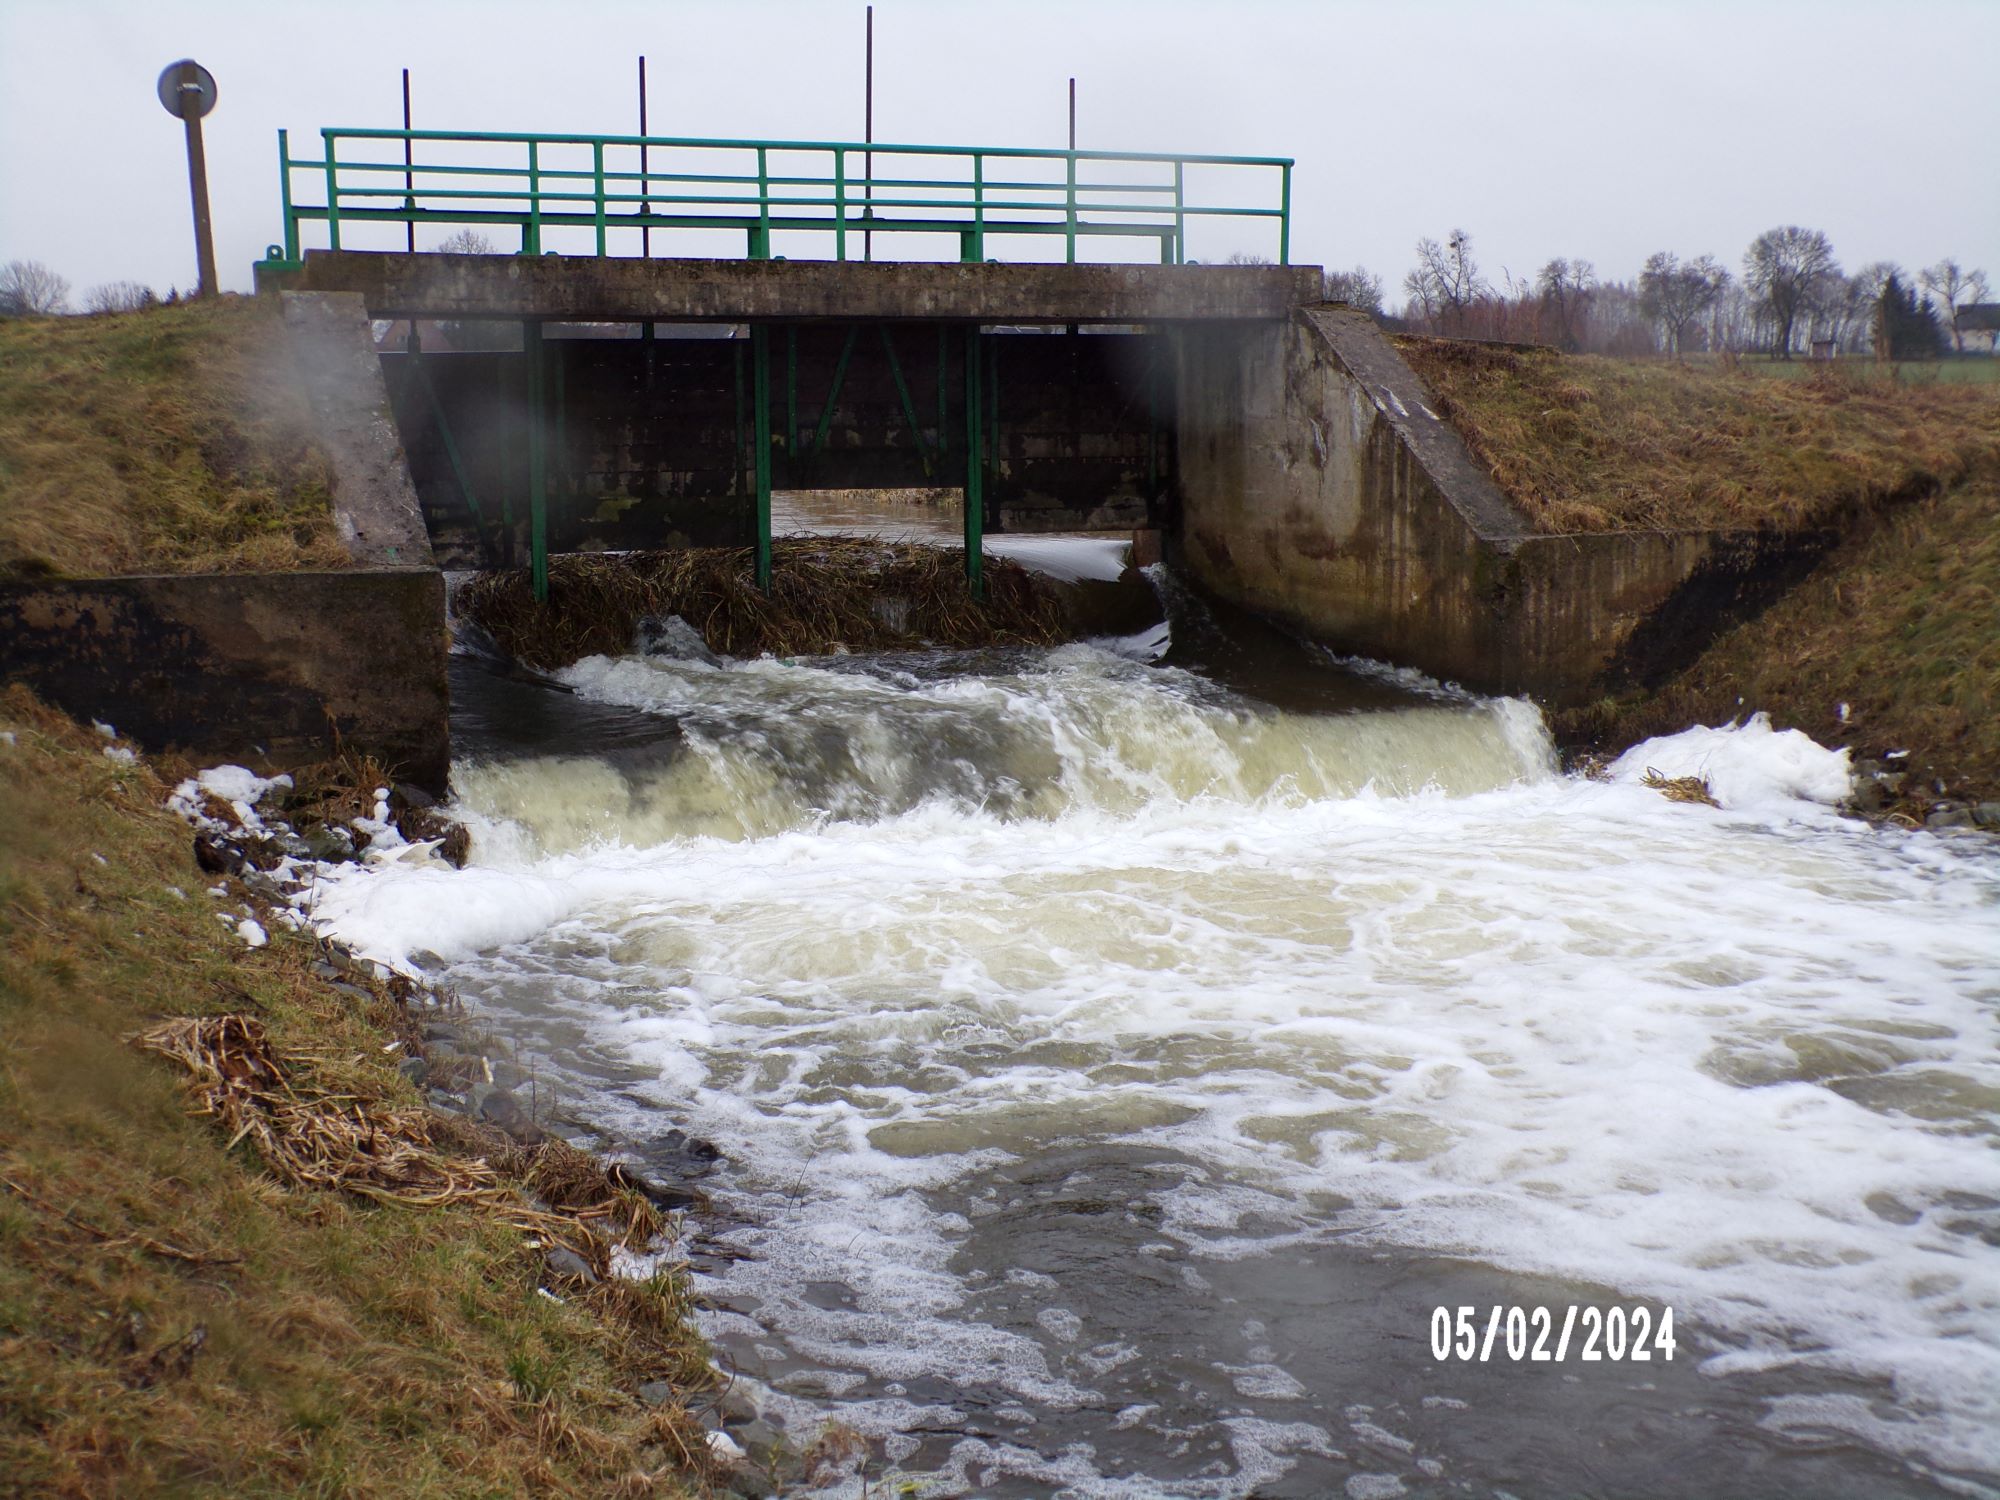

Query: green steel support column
[810,326,858,457]
[552,340,567,506]
[936,324,948,456]
[525,320,548,602]
[963,328,984,598]
[752,325,772,592]
[880,329,934,477]
[786,325,797,458]
[733,341,745,496]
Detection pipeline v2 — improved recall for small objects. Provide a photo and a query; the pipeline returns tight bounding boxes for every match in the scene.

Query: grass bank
[0,688,715,1497]
[1395,338,2000,533]
[1556,480,2000,812]
[460,539,1071,669]
[0,298,348,580]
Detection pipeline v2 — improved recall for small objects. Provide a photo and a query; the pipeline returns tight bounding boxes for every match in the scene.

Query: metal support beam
[753,324,772,591]
[880,328,934,477]
[963,327,984,599]
[810,326,859,457]
[524,319,548,601]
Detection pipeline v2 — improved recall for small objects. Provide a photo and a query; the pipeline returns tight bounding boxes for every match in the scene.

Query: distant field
[1719,355,2000,386]
[1396,336,2000,533]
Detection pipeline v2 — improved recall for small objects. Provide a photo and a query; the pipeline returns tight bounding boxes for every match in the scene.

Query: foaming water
[312,625,2000,1497]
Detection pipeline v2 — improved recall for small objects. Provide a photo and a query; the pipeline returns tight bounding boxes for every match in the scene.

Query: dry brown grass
[1557,480,2000,808]
[0,297,350,580]
[1395,337,2000,533]
[460,538,1070,669]
[0,686,711,1497]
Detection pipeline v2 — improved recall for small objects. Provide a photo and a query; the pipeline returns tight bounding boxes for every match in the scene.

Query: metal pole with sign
[157,60,219,298]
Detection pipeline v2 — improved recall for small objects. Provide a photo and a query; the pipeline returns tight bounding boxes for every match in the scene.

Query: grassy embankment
[0,297,349,580]
[1398,339,2000,804]
[0,689,715,1497]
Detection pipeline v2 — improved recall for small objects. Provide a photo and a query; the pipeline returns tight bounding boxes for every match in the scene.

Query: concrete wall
[0,571,449,792]
[291,251,1322,326]
[1175,307,1770,704]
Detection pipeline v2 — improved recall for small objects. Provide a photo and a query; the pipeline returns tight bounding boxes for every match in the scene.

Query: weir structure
[2,121,1761,788]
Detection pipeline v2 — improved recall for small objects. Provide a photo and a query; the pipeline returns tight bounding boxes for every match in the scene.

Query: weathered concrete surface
[281,291,436,568]
[0,571,449,793]
[1175,306,1755,704]
[297,251,1320,326]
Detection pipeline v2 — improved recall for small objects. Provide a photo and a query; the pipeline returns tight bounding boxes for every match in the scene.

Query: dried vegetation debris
[459,538,1071,669]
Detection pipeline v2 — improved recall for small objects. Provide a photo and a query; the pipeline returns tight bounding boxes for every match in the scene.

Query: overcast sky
[2,0,1994,303]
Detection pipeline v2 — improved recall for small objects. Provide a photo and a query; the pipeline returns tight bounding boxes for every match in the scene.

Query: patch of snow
[1608,713,1851,812]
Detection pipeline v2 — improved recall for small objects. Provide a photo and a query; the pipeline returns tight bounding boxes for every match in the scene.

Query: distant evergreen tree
[1874,274,1946,360]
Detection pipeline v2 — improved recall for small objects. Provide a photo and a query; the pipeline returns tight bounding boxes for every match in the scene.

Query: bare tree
[1637,253,1728,358]
[1919,259,1992,353]
[84,281,157,315]
[436,229,499,255]
[0,260,71,316]
[1536,258,1596,350]
[1742,226,1838,358]
[1323,265,1384,315]
[1402,230,1485,334]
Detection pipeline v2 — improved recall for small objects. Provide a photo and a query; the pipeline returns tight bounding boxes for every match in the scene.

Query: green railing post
[322,131,341,251]
[526,140,542,255]
[752,145,770,260]
[593,140,607,256]
[1279,161,1291,266]
[963,327,984,599]
[752,324,772,591]
[834,148,847,262]
[277,129,298,263]
[524,320,548,602]
[971,154,984,263]
[1173,159,1185,265]
[1065,150,1077,264]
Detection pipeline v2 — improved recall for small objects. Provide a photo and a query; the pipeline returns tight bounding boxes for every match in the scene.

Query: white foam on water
[308,652,2000,1491]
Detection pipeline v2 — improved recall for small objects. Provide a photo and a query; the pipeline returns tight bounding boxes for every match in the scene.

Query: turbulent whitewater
[309,608,2000,1498]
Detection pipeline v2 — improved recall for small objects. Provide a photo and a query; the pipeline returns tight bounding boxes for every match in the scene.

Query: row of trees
[1367,230,1989,359]
[0,260,164,317]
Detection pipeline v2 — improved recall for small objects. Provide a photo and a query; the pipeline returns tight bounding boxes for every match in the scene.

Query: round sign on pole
[157,59,217,120]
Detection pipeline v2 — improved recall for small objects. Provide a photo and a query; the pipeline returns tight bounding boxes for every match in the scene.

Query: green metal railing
[265,126,1292,267]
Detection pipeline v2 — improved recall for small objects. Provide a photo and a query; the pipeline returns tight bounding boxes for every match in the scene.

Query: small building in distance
[1956,303,2000,355]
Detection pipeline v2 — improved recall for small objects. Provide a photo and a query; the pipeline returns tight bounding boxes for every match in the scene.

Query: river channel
[311,507,2000,1498]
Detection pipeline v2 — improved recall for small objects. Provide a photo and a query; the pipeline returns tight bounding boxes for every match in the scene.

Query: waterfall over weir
[312,550,2000,1499]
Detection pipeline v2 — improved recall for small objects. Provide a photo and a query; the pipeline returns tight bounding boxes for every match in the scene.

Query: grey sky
[2,0,1994,302]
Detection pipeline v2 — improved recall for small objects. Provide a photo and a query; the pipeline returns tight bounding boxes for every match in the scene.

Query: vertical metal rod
[278,129,298,263]
[1066,78,1077,268]
[864,3,873,262]
[963,327,984,598]
[1068,77,1076,150]
[1065,151,1077,265]
[754,145,769,258]
[525,321,548,602]
[969,153,983,263]
[753,325,773,591]
[638,56,650,258]
[402,68,414,253]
